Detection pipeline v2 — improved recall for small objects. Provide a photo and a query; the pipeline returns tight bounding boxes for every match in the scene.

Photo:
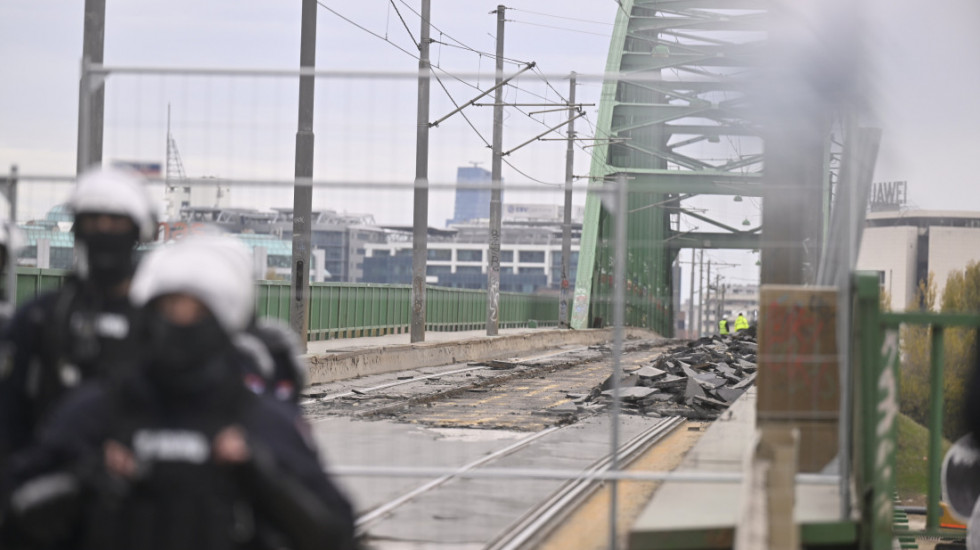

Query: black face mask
[77,231,138,288]
[144,310,232,395]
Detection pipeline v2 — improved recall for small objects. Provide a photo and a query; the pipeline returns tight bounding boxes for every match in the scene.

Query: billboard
[869,180,907,212]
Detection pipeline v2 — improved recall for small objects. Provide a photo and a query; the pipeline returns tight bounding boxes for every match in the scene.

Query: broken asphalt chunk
[601,386,658,401]
[636,366,667,380]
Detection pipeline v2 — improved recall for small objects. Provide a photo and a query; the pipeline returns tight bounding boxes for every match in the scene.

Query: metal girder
[621,52,758,72]
[667,231,761,250]
[612,106,753,134]
[619,142,712,171]
[620,171,763,196]
[628,15,765,33]
[635,0,765,8]
[679,208,755,234]
[572,0,765,334]
[621,80,748,93]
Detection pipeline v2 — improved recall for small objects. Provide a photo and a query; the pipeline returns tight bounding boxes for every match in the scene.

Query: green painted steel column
[572,0,761,336]
[855,273,883,549]
[927,326,945,532]
[571,0,631,330]
[874,328,900,550]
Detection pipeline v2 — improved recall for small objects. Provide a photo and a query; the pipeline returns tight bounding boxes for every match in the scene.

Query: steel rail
[353,426,562,535]
[327,466,838,485]
[485,416,684,550]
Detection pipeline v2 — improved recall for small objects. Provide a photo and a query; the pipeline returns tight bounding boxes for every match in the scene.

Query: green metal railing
[257,281,558,339]
[16,268,558,340]
[15,267,70,304]
[855,272,980,550]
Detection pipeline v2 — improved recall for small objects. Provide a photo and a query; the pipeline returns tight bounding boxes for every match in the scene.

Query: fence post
[857,270,900,550]
[854,272,888,549]
[927,326,945,532]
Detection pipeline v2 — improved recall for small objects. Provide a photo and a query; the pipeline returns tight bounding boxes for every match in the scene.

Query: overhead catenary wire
[396,0,528,66]
[508,7,615,27]
[355,0,611,164]
[315,0,590,186]
[388,0,419,49]
[395,0,608,128]
[508,19,611,38]
[315,0,419,60]
[431,69,562,187]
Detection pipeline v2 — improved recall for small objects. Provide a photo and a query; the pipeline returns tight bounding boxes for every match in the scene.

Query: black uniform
[236,319,307,405]
[3,356,355,550]
[0,277,140,470]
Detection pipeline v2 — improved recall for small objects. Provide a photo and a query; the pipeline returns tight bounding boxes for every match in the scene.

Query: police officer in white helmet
[3,234,355,550]
[0,166,157,471]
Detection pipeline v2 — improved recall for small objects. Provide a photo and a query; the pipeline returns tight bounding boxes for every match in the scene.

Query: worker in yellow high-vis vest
[734,312,749,332]
[719,318,729,335]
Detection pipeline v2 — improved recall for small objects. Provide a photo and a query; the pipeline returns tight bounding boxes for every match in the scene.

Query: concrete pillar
[253,246,267,279]
[36,239,50,269]
[313,248,326,283]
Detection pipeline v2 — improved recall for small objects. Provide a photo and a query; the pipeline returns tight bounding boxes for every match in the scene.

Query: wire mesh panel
[62,61,647,549]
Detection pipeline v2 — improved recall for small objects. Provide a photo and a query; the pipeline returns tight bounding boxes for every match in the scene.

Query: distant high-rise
[447,165,496,226]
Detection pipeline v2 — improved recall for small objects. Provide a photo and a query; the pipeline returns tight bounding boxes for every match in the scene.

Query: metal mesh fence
[10,56,822,550]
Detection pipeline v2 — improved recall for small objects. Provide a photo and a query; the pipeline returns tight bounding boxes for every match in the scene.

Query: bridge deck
[629,388,857,549]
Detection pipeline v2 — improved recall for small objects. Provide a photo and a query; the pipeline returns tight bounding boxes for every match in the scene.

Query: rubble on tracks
[586,332,758,421]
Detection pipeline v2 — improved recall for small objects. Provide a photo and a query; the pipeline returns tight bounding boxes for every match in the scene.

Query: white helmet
[70,166,158,242]
[130,233,255,334]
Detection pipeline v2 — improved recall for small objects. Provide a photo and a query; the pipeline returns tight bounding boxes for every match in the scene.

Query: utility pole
[559,72,576,328]
[696,249,704,337]
[717,274,725,329]
[289,0,317,351]
[688,248,695,338]
[410,0,432,343]
[486,5,505,336]
[705,260,711,334]
[76,0,105,173]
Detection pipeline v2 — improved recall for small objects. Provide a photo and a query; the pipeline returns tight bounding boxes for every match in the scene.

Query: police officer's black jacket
[4,362,356,550]
[0,277,140,470]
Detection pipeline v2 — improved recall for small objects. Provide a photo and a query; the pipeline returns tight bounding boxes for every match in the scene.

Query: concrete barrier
[304,328,661,385]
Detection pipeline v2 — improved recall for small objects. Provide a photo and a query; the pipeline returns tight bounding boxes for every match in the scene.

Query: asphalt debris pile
[582,333,758,421]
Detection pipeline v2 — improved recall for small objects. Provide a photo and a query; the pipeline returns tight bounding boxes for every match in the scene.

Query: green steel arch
[572,0,765,334]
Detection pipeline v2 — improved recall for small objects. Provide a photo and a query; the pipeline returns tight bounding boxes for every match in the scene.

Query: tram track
[352,416,685,543]
[304,337,691,548]
[485,416,685,550]
[353,426,563,535]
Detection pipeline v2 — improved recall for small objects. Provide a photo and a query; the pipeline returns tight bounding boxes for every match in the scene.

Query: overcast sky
[1,0,979,300]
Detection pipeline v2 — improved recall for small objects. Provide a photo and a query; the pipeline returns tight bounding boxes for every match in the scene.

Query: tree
[900,273,936,431]
[901,265,980,440]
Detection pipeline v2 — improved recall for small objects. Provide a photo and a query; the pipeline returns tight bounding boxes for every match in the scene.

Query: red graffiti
[762,296,837,405]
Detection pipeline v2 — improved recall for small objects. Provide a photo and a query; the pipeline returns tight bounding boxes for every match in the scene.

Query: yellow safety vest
[719,319,729,335]
[734,316,749,331]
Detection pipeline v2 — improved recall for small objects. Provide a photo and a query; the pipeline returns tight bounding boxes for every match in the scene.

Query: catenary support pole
[688,248,695,338]
[559,72,577,328]
[290,0,316,351]
[716,274,723,329]
[410,0,432,343]
[697,249,704,337]
[706,260,711,334]
[76,0,105,173]
[486,5,505,336]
